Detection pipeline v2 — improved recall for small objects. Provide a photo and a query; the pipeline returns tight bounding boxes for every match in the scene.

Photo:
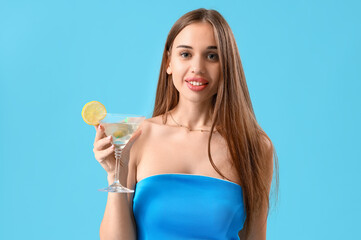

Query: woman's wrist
[107,173,115,184]
[107,170,127,185]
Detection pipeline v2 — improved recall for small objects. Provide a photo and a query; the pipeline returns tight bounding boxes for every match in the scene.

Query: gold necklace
[169,112,216,133]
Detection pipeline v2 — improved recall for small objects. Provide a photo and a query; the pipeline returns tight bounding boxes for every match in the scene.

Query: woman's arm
[98,129,141,240]
[99,167,137,240]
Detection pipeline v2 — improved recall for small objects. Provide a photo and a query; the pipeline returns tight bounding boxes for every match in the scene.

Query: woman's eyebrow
[176,45,192,49]
[176,45,218,49]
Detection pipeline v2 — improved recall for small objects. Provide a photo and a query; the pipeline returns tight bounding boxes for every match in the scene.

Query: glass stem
[113,144,123,184]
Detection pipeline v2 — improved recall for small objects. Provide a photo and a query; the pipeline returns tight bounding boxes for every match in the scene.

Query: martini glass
[98,113,145,193]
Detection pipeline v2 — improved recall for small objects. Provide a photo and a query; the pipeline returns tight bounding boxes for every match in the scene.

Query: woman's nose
[191,68,204,74]
[191,55,205,74]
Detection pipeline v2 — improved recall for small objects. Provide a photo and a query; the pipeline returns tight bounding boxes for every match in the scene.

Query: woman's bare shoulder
[140,115,171,133]
[136,115,167,140]
[130,115,167,166]
[144,115,164,125]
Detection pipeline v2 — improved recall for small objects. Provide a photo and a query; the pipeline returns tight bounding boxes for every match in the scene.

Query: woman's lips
[185,77,209,91]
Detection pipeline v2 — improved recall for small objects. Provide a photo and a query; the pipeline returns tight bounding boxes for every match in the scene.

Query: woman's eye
[207,53,219,61]
[180,52,191,58]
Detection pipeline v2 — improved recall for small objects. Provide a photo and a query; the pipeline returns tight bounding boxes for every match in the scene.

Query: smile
[188,81,208,86]
[185,78,209,92]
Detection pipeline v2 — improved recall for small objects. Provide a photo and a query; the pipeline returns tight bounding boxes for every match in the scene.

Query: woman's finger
[94,145,115,163]
[94,124,106,144]
[94,135,113,151]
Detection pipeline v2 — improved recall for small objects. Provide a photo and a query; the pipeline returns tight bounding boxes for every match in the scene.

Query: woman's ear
[166,63,172,75]
[166,51,172,75]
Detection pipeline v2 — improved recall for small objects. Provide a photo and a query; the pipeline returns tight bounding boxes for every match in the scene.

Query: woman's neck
[169,98,214,130]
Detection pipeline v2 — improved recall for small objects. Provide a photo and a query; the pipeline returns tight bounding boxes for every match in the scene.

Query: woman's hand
[93,124,115,175]
[93,124,142,177]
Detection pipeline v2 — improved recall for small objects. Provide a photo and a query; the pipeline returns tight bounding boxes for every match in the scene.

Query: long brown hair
[153,8,279,238]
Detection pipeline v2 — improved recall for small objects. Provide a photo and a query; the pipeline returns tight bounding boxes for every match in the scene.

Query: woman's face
[167,22,221,104]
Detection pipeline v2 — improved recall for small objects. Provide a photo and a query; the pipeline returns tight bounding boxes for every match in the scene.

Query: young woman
[93,8,278,240]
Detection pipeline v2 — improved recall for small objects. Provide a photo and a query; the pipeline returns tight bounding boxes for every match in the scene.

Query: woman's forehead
[173,22,218,48]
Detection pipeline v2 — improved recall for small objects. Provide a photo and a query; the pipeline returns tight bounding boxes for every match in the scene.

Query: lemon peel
[81,101,107,125]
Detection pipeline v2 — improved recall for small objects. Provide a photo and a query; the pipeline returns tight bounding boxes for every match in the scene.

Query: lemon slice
[81,101,107,125]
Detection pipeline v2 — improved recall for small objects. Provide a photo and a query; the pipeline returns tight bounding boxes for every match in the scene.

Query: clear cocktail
[98,114,145,193]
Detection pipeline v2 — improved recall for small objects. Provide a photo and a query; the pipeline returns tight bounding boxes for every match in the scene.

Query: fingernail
[108,136,112,140]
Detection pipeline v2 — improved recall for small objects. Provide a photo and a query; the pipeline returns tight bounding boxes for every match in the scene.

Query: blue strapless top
[133,174,246,240]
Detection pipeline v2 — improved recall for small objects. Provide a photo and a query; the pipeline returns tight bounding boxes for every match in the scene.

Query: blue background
[1,0,360,239]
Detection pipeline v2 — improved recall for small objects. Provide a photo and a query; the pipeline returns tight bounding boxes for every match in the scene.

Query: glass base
[98,181,134,193]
